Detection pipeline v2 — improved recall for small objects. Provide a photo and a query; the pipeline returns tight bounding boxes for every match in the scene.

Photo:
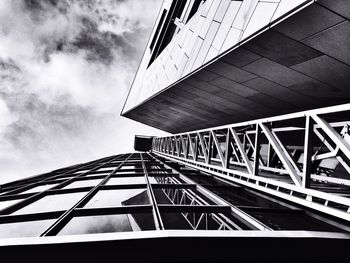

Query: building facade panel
[122,0,350,133]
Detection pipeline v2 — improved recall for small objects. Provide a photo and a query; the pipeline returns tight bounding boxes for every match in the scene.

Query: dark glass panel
[160,212,193,230]
[248,211,344,232]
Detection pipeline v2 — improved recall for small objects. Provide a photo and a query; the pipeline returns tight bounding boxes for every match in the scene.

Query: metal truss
[149,156,269,231]
[152,103,350,221]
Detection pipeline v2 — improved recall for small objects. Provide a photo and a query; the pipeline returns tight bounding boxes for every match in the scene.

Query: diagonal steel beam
[230,128,254,175]
[260,123,302,186]
[312,115,350,159]
[198,132,209,163]
[211,131,226,167]
[272,131,301,173]
[187,134,195,159]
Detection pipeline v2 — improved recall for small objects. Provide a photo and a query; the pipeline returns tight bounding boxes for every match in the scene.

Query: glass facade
[0,152,347,240]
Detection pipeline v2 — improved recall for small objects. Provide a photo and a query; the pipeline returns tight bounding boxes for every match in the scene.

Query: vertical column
[253,124,262,176]
[303,116,314,188]
[140,153,164,230]
[225,128,231,169]
[208,132,213,164]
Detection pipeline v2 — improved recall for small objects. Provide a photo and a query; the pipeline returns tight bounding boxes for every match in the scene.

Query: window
[105,177,146,186]
[13,192,87,215]
[148,0,190,67]
[63,179,102,189]
[57,212,155,235]
[85,189,149,208]
[0,219,57,238]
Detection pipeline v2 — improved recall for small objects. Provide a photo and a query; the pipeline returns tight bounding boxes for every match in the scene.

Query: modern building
[1,0,350,262]
[122,0,350,133]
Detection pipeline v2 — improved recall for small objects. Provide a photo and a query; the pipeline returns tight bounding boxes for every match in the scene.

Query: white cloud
[0,0,167,184]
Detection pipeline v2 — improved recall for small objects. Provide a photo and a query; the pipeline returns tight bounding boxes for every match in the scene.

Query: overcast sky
[0,0,167,184]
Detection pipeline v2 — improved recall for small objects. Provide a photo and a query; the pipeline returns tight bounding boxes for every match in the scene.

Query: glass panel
[97,167,113,172]
[188,212,223,230]
[58,213,155,235]
[85,189,149,208]
[21,184,57,194]
[120,165,142,170]
[85,173,109,177]
[58,214,131,235]
[0,199,23,211]
[115,170,142,175]
[13,192,87,215]
[161,212,227,230]
[161,212,193,230]
[149,176,177,184]
[0,219,57,239]
[106,177,145,185]
[248,211,343,232]
[153,189,173,204]
[63,179,102,189]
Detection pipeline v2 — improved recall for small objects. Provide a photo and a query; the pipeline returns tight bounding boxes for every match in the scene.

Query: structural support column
[303,116,313,188]
[253,124,261,176]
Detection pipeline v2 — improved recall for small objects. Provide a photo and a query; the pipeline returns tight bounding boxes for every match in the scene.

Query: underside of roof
[123,0,350,133]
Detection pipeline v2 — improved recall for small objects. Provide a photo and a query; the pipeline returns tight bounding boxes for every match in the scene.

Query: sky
[0,0,167,184]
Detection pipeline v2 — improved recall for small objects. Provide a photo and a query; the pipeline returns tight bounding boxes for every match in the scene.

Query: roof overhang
[122,0,350,133]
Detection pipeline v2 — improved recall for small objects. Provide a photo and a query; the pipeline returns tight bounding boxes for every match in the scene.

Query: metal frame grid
[152,103,350,222]
[0,153,257,239]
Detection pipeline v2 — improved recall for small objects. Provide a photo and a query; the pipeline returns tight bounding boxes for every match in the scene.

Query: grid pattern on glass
[85,189,149,208]
[63,179,102,189]
[21,184,58,194]
[13,192,88,215]
[0,219,57,238]
[58,213,155,236]
[105,177,146,186]
[0,151,346,240]
[0,199,24,211]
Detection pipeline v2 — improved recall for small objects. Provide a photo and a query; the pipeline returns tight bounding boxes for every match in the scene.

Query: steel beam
[152,103,350,221]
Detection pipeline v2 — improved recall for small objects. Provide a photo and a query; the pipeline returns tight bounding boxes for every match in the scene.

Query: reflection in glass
[21,184,57,194]
[96,167,113,172]
[248,211,342,232]
[149,176,175,184]
[64,179,102,189]
[161,212,193,230]
[188,212,222,230]
[120,165,142,170]
[114,170,140,175]
[106,177,145,185]
[161,212,223,230]
[58,213,155,235]
[153,189,173,204]
[85,189,149,208]
[0,219,56,239]
[13,192,87,215]
[0,199,23,212]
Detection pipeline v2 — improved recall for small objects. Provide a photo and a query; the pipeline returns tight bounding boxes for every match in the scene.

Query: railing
[152,103,350,221]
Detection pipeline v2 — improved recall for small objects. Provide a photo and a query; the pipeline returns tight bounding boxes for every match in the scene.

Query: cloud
[0,0,166,184]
